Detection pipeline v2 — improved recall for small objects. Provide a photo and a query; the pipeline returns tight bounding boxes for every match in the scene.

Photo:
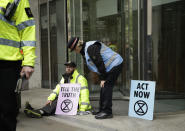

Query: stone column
[29,0,41,89]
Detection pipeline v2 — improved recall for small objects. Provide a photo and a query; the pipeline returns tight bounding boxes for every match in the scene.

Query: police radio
[4,0,20,21]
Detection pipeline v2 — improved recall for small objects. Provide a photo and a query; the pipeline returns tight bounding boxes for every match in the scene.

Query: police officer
[67,37,123,119]
[0,0,36,130]
[24,61,91,118]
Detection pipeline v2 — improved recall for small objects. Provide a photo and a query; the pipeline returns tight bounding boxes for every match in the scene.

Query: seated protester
[24,61,91,118]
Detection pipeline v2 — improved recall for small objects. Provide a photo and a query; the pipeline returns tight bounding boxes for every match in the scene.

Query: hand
[100,80,106,88]
[20,66,34,79]
[46,100,52,106]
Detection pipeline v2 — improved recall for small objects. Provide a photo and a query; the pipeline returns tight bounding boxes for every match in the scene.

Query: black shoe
[95,112,113,119]
[92,110,101,115]
[25,101,34,110]
[24,109,42,118]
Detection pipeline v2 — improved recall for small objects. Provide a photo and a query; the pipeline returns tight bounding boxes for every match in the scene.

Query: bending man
[67,37,123,119]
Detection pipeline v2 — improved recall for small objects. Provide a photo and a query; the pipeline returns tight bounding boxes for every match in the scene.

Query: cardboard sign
[129,80,156,120]
[55,83,81,115]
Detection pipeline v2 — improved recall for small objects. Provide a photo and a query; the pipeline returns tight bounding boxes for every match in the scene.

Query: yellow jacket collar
[72,69,79,79]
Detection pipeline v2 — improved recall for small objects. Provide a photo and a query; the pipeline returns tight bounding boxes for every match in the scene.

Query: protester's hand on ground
[21,66,34,79]
[100,80,106,88]
[46,100,52,106]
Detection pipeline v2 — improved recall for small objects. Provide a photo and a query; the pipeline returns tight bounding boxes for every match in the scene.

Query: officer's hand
[20,66,34,79]
[100,80,106,88]
[77,111,91,115]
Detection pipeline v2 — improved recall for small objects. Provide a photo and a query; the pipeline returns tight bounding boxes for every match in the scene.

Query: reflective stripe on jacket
[85,41,123,74]
[48,70,91,111]
[0,0,36,66]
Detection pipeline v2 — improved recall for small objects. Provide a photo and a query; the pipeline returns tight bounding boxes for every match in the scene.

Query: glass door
[40,0,68,89]
[67,0,126,98]
[67,0,84,74]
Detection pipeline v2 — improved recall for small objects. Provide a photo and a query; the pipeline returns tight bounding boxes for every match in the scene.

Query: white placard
[129,80,156,120]
[55,84,81,115]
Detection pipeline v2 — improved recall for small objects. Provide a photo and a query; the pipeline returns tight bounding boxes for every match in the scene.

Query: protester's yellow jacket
[48,70,91,111]
[0,0,36,66]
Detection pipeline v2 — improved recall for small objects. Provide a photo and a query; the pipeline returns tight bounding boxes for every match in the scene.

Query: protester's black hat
[64,61,76,67]
[67,37,79,51]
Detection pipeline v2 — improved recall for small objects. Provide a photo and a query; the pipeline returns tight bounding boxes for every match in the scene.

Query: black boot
[95,112,113,119]
[24,102,42,118]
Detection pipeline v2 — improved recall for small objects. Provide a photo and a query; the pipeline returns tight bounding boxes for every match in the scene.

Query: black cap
[64,61,76,67]
[67,37,79,51]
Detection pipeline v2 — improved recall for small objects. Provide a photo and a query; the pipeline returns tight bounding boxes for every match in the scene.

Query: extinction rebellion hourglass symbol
[61,99,73,113]
[134,100,148,116]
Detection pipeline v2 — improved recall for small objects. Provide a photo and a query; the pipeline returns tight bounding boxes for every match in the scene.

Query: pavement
[17,88,185,131]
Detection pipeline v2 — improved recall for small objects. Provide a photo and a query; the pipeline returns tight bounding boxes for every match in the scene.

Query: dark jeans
[99,63,123,114]
[0,61,21,131]
[41,98,58,116]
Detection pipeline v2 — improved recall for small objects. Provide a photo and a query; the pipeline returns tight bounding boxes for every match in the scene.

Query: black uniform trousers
[99,63,123,114]
[0,61,21,131]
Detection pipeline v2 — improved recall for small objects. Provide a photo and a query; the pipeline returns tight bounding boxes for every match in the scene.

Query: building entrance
[152,0,185,98]
[67,0,126,99]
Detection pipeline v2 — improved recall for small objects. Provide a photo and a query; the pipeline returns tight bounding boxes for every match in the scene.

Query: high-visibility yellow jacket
[0,0,36,66]
[48,70,91,111]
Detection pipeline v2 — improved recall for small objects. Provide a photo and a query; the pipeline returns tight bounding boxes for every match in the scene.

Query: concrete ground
[17,112,84,131]
[17,88,185,131]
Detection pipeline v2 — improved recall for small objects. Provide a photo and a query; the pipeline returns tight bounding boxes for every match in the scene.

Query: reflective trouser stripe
[0,38,20,48]
[0,13,15,26]
[17,20,35,31]
[21,41,36,47]
[81,86,88,90]
[81,102,89,105]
